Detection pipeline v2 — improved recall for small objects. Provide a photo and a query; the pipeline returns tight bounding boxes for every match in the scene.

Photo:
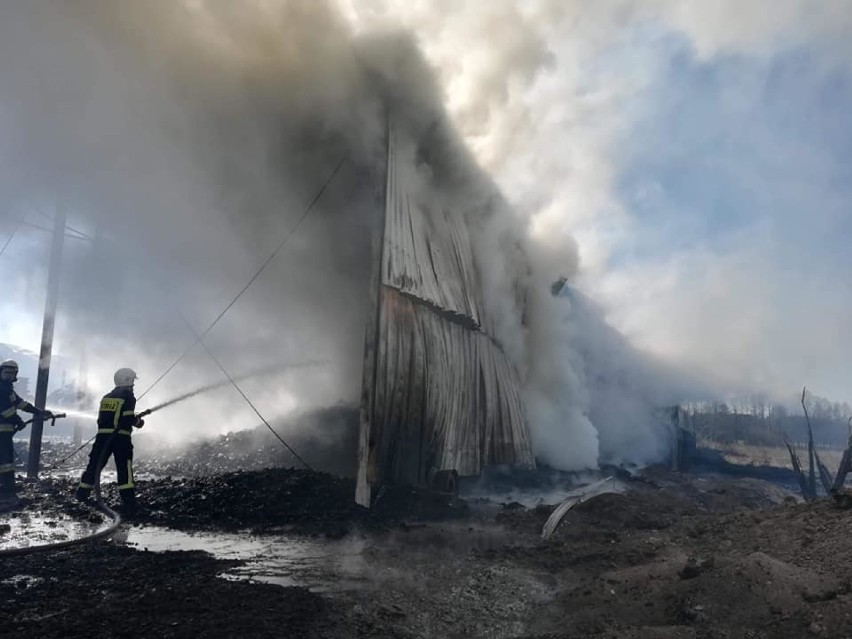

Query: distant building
[667,406,696,472]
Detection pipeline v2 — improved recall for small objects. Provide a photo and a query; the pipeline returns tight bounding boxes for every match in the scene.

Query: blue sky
[595,22,852,403]
[414,2,852,408]
[619,43,852,260]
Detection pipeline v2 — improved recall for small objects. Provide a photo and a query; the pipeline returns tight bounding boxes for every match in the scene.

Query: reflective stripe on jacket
[96,387,137,437]
[0,380,31,426]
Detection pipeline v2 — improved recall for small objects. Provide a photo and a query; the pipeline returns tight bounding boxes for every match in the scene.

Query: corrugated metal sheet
[357,119,533,498]
[381,150,485,327]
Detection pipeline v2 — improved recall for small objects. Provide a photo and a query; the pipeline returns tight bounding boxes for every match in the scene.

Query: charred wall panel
[369,289,533,486]
[357,118,533,500]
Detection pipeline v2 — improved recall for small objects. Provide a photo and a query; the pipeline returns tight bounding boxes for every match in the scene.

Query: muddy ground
[3,451,852,638]
[1,543,344,638]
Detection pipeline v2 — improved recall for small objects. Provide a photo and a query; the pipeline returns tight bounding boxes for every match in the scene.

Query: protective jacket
[0,380,34,432]
[77,386,141,513]
[0,380,36,498]
[96,387,138,436]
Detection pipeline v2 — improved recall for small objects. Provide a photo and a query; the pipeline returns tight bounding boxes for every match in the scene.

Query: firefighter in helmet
[76,368,145,515]
[0,359,55,502]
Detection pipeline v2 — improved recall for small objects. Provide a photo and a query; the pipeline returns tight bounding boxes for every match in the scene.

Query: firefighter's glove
[12,415,26,433]
[135,418,145,429]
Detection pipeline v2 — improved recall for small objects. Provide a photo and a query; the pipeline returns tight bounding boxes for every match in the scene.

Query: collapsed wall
[356,116,534,505]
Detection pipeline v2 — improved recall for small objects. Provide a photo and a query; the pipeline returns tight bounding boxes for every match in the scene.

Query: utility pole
[73,346,87,446]
[27,208,66,478]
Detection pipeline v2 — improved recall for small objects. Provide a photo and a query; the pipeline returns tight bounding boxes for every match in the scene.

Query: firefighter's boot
[75,485,92,503]
[0,478,17,509]
[120,490,138,518]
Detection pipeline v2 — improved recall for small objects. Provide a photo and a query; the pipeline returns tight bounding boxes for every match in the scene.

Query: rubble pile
[138,469,470,535]
[11,439,84,471]
[9,406,360,479]
[139,468,372,536]
[5,467,464,537]
[6,461,469,542]
[2,469,374,537]
[134,406,360,477]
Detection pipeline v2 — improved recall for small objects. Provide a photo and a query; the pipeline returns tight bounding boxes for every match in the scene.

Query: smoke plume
[3,1,849,471]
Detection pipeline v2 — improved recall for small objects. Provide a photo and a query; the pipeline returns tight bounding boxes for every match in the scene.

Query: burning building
[355,104,535,506]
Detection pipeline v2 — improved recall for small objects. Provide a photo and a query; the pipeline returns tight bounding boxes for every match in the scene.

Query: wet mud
[0,543,344,639]
[3,457,852,638]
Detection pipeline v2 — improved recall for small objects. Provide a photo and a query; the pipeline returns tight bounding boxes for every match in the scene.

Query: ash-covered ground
[131,405,362,477]
[3,423,852,638]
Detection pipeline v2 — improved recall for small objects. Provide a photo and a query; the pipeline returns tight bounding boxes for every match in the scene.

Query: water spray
[48,409,94,421]
[135,360,323,420]
[11,413,68,437]
[46,359,325,470]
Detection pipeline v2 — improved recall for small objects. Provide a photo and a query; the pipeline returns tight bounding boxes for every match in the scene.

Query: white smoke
[2,0,849,468]
[342,0,852,468]
[0,0,388,444]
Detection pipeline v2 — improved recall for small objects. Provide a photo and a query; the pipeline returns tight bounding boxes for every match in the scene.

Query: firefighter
[75,368,145,515]
[0,359,54,502]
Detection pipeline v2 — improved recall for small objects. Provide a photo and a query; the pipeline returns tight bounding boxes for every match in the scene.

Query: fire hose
[47,359,324,471]
[11,413,68,462]
[13,411,67,432]
[0,154,345,557]
[1,371,308,556]
[0,503,122,558]
[2,391,218,556]
[0,413,123,558]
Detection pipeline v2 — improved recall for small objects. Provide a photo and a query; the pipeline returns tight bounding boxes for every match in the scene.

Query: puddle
[22,467,163,482]
[121,526,371,591]
[119,519,528,592]
[0,511,104,552]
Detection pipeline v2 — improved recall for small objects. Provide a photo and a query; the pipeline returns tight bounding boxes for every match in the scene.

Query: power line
[49,154,347,470]
[0,225,20,259]
[15,219,92,242]
[138,154,347,399]
[176,306,314,471]
[48,436,95,470]
[207,347,314,471]
[32,208,94,241]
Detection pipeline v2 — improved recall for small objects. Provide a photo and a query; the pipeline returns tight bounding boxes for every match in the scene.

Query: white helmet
[0,359,19,382]
[114,367,138,388]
